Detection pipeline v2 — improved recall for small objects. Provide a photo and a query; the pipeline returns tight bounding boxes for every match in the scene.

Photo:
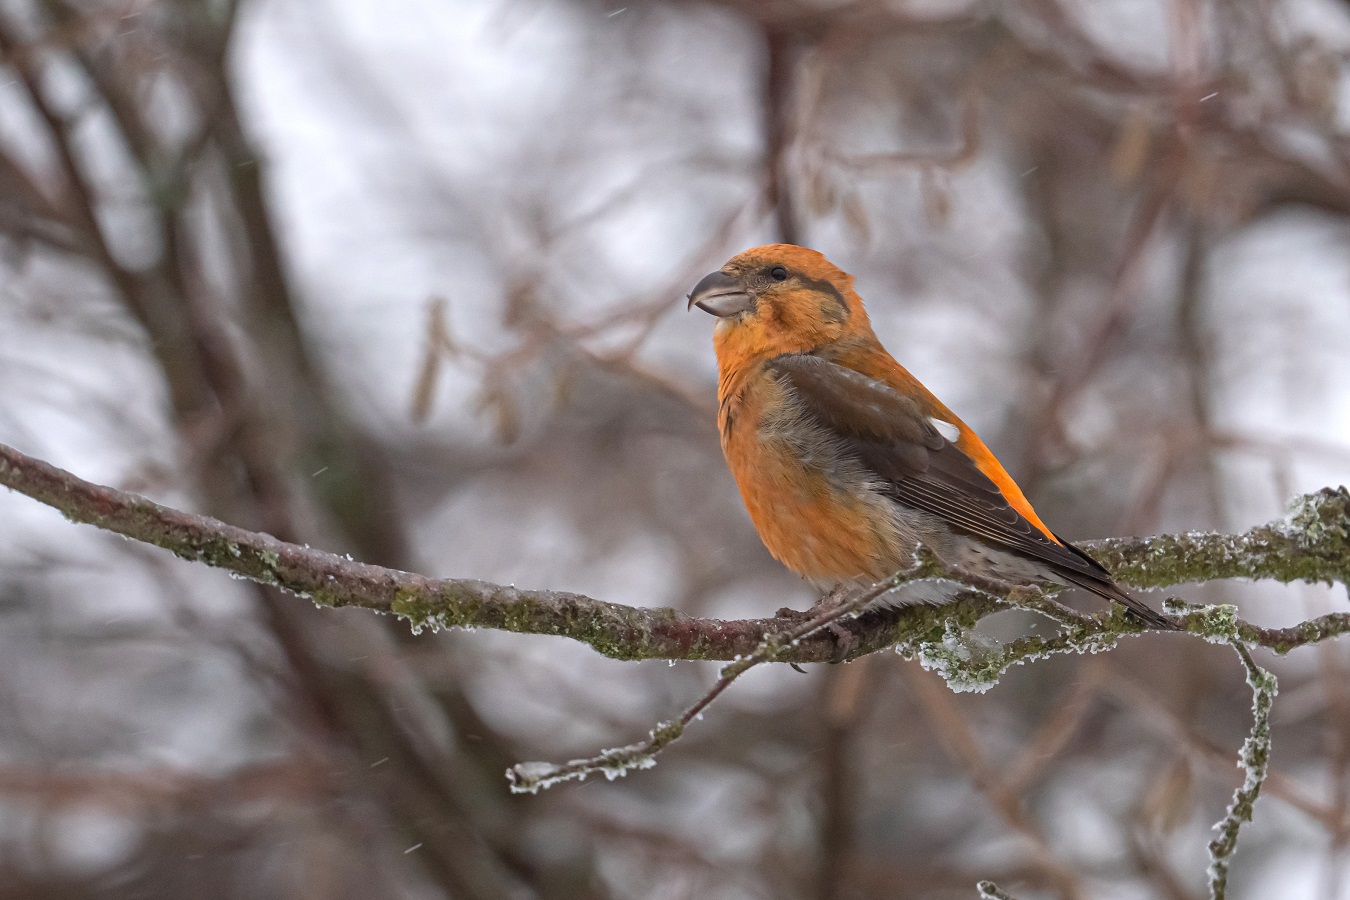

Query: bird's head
[687,244,872,363]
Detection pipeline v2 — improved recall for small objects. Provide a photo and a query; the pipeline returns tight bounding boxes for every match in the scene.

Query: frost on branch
[1164,598,1241,644]
[506,722,678,794]
[1282,486,1350,554]
[904,611,1128,694]
[1093,485,1350,589]
[1207,644,1277,900]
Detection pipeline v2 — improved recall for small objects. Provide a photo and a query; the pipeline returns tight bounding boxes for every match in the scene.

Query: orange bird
[687,244,1170,629]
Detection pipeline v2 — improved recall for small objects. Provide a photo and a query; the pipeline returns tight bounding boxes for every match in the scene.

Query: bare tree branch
[0,440,1347,666]
[1208,642,1276,900]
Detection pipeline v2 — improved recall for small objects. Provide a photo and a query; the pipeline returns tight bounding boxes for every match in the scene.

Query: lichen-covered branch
[1207,643,1276,900]
[0,440,877,664]
[1091,487,1350,588]
[0,442,1347,666]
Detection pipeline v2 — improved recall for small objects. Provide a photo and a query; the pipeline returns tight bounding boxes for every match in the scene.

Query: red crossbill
[688,244,1171,629]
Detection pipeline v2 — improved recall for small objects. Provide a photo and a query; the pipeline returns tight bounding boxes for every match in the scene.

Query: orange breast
[718,366,901,586]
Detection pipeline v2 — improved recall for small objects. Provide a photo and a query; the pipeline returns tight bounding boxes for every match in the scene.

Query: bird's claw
[774,606,855,664]
[826,622,857,664]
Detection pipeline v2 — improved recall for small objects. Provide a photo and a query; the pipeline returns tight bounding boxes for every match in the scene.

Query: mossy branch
[0,443,1347,666]
[1090,487,1350,588]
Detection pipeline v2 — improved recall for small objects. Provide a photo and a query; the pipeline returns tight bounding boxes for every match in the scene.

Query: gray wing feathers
[765,353,1172,628]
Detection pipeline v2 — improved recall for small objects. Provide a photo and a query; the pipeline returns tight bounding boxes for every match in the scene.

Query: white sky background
[234,0,761,442]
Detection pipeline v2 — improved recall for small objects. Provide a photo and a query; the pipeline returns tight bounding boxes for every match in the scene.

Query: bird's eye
[770,266,788,281]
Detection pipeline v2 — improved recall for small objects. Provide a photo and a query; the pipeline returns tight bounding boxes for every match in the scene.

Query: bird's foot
[824,622,857,664]
[776,587,859,664]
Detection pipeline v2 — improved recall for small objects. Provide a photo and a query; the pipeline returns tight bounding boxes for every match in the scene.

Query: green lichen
[391,589,451,634]
[387,583,674,662]
[1181,602,1241,644]
[1091,487,1350,590]
[1284,487,1350,542]
[192,537,245,568]
[309,585,343,609]
[651,719,683,744]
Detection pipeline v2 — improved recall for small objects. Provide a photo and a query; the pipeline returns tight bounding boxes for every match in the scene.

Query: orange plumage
[688,244,1170,628]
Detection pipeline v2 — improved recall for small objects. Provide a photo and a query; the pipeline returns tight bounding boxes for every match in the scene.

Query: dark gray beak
[686,270,754,318]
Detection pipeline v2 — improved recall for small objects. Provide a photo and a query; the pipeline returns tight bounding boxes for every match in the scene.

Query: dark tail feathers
[1060,573,1177,631]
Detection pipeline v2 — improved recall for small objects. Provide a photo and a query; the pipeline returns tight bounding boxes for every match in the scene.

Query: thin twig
[977,881,1024,900]
[1207,642,1277,900]
[506,564,940,793]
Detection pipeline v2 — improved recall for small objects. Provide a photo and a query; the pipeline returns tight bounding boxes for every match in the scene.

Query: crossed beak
[687,270,755,318]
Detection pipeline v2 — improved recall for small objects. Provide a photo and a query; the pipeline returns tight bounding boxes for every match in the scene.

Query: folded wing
[766,353,1170,628]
